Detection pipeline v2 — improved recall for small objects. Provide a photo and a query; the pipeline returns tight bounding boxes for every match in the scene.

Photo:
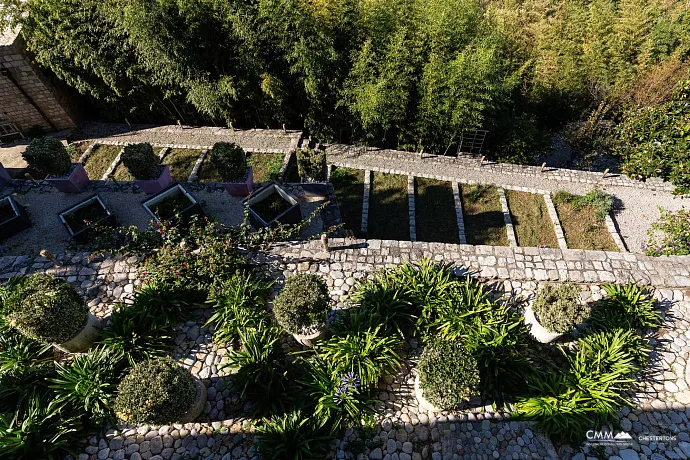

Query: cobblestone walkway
[325,145,687,254]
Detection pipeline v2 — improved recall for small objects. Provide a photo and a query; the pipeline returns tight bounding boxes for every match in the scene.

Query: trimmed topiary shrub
[417,338,480,409]
[210,142,247,181]
[22,137,73,177]
[532,283,590,334]
[114,358,196,424]
[1,274,88,344]
[121,143,160,180]
[296,148,326,182]
[272,274,329,334]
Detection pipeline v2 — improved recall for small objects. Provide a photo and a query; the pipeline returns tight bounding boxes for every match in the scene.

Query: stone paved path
[325,145,688,254]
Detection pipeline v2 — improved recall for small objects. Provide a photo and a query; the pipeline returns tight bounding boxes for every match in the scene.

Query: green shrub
[296,148,326,182]
[417,338,480,410]
[644,207,690,256]
[121,143,160,180]
[206,273,272,345]
[210,142,247,181]
[553,188,614,220]
[589,283,661,332]
[272,274,330,334]
[114,358,196,424]
[348,272,415,336]
[22,136,72,178]
[50,346,121,425]
[255,410,333,460]
[532,283,590,334]
[224,324,293,416]
[2,274,88,344]
[315,321,402,390]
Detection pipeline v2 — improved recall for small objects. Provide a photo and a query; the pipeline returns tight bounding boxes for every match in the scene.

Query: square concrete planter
[134,164,173,194]
[0,195,31,239]
[59,195,116,243]
[0,163,11,185]
[143,184,203,224]
[46,163,89,193]
[245,182,301,228]
[223,166,254,197]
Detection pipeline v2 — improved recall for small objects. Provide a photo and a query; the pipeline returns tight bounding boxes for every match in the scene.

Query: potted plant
[121,143,172,194]
[525,283,590,343]
[59,195,116,243]
[415,338,480,412]
[22,137,89,192]
[296,148,327,194]
[114,358,207,424]
[0,195,30,238]
[143,184,203,223]
[1,273,100,353]
[272,273,330,346]
[246,182,301,228]
[209,142,253,196]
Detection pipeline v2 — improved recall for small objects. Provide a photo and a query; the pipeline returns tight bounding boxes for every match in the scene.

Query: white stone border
[606,213,628,252]
[408,176,416,242]
[188,149,209,182]
[101,146,126,180]
[452,182,467,244]
[362,170,371,234]
[499,188,518,248]
[543,193,568,250]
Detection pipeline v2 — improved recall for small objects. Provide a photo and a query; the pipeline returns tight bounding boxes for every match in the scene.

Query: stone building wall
[0,28,76,132]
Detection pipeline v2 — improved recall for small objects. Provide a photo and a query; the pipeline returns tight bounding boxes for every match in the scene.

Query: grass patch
[460,185,507,246]
[67,142,90,161]
[163,148,203,181]
[249,152,284,182]
[369,172,409,241]
[506,190,558,248]
[553,191,618,251]
[330,167,364,234]
[82,144,121,179]
[197,156,222,182]
[415,178,459,244]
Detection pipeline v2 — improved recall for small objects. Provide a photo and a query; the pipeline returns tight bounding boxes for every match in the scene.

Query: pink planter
[222,166,254,197]
[46,163,89,193]
[134,164,173,194]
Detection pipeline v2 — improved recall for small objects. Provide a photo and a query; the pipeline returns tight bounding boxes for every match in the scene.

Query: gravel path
[325,146,688,253]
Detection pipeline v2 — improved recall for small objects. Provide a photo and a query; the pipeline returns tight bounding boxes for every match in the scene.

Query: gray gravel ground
[325,148,688,253]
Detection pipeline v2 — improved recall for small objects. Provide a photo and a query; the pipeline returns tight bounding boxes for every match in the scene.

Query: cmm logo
[586,430,633,444]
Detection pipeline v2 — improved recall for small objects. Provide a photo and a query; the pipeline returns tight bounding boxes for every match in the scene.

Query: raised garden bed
[553,192,618,251]
[460,184,507,246]
[246,183,301,227]
[248,152,284,182]
[505,190,558,248]
[82,144,122,179]
[330,167,364,235]
[59,195,115,243]
[46,163,89,193]
[369,172,409,241]
[0,195,31,239]
[415,178,459,244]
[163,148,204,181]
[143,184,203,223]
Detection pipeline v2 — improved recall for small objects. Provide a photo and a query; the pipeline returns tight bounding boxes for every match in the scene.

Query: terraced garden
[506,190,558,248]
[330,166,364,235]
[82,144,122,179]
[368,172,409,241]
[460,184,508,246]
[415,177,459,244]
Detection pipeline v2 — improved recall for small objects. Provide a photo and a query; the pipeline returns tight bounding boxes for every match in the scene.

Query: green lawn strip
[368,172,409,241]
[112,147,165,181]
[249,152,284,182]
[197,155,222,182]
[330,167,364,234]
[82,144,122,180]
[552,193,618,251]
[163,148,203,181]
[68,142,90,161]
[414,178,459,244]
[506,190,558,248]
[460,184,508,246]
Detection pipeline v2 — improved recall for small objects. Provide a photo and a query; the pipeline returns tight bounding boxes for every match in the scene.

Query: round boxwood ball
[22,136,73,178]
[121,142,160,180]
[532,283,589,334]
[417,338,480,410]
[2,273,88,344]
[272,273,329,334]
[114,358,197,424]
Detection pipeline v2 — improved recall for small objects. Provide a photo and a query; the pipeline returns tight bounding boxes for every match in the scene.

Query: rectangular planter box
[223,166,254,197]
[59,195,115,243]
[0,195,31,239]
[245,182,301,228]
[134,164,173,194]
[142,184,203,224]
[0,163,11,184]
[46,163,89,193]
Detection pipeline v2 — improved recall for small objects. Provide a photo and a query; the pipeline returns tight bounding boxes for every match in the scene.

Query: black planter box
[0,195,31,239]
[143,184,204,224]
[245,182,301,228]
[59,195,116,243]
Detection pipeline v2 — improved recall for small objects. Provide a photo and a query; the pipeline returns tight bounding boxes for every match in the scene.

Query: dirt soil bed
[505,190,558,248]
[330,167,364,235]
[368,172,409,241]
[63,201,108,233]
[251,192,291,223]
[460,185,507,246]
[553,194,618,251]
[415,178,459,244]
